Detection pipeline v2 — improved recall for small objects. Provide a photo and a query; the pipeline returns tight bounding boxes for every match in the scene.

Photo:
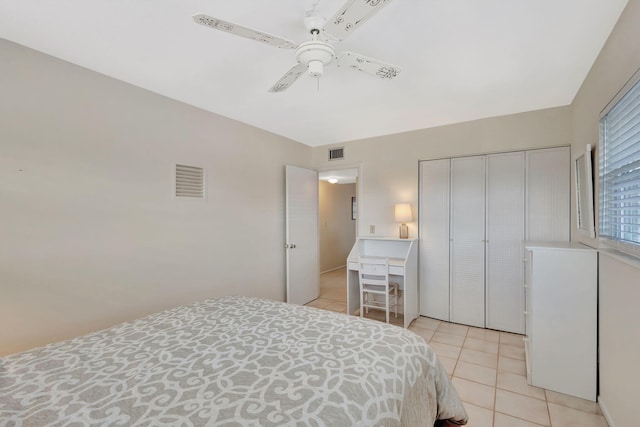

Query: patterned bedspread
[0,296,467,426]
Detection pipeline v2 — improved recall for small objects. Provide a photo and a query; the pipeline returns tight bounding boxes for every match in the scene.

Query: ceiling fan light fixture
[296,41,335,78]
[308,60,323,77]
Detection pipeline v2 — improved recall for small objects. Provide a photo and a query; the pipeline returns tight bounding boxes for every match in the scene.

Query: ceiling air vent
[328,147,344,161]
[175,164,205,198]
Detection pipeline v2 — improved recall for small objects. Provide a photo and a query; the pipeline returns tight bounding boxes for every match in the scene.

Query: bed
[0,296,468,426]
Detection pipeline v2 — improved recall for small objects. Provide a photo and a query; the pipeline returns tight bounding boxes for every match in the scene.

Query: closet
[419,147,569,333]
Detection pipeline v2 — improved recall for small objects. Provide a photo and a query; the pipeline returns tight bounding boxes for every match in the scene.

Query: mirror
[575,144,596,238]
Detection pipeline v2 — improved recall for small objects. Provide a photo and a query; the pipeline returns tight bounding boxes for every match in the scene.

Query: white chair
[358,256,399,323]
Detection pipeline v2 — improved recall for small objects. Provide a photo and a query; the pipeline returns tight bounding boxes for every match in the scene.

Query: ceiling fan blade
[337,51,401,80]
[268,64,308,93]
[323,0,393,41]
[193,14,297,49]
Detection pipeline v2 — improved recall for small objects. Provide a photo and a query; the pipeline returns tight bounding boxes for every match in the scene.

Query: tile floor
[306,267,609,427]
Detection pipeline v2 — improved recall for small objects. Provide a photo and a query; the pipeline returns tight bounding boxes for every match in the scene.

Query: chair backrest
[358,256,389,288]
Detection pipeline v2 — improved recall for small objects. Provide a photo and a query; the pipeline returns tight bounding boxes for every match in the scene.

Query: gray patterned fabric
[0,296,467,426]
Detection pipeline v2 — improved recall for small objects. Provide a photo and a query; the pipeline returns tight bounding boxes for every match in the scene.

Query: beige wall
[570,1,640,425]
[597,253,639,427]
[0,39,311,356]
[313,106,572,238]
[319,181,356,272]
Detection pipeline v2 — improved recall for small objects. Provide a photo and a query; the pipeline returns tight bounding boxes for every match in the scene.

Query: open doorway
[306,167,358,313]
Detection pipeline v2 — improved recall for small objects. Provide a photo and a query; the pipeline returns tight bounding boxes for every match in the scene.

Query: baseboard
[598,397,616,427]
[320,265,346,274]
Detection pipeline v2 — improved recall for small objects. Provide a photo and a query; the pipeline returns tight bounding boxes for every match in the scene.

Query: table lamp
[394,203,412,239]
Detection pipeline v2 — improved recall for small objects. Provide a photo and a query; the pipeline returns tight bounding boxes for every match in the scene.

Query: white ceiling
[0,0,628,147]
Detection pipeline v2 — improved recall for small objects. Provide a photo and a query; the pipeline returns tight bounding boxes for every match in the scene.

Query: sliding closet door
[450,156,485,328]
[526,147,570,241]
[419,159,450,321]
[486,152,526,333]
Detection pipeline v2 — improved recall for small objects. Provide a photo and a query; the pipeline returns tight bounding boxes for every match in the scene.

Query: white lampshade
[394,203,413,223]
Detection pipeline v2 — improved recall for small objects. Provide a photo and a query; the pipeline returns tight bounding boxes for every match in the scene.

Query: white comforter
[0,296,467,426]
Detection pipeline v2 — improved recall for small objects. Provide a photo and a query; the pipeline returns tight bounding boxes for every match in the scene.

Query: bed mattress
[0,296,467,426]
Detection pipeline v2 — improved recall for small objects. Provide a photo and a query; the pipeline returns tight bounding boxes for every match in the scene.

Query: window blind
[600,72,640,255]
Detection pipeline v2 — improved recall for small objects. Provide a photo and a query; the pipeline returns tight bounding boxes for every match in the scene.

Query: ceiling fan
[193,0,401,93]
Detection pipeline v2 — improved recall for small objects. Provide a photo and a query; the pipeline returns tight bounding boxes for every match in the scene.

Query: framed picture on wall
[351,197,357,220]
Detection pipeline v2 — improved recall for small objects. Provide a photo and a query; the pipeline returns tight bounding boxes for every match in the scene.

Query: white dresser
[524,241,597,401]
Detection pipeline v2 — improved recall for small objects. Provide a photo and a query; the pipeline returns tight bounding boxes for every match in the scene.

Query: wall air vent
[175,164,205,198]
[328,147,344,161]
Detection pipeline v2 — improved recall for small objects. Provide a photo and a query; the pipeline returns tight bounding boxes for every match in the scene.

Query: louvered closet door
[419,159,450,321]
[450,156,486,328]
[486,152,526,334]
[526,147,570,241]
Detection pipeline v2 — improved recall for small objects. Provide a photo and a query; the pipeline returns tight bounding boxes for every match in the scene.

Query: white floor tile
[467,327,500,343]
[459,348,499,369]
[497,372,546,400]
[499,343,525,360]
[451,377,496,410]
[500,332,525,348]
[413,316,442,330]
[498,356,526,376]
[464,337,499,355]
[437,322,469,337]
[462,402,494,427]
[432,330,466,347]
[454,361,497,387]
[547,402,608,427]
[545,390,601,415]
[494,412,546,427]
[495,389,550,426]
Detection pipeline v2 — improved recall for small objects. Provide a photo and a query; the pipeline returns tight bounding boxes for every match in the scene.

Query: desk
[346,237,418,328]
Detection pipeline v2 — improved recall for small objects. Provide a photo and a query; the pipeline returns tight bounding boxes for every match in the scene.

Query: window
[599,69,640,257]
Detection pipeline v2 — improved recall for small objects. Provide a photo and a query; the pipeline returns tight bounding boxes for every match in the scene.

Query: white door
[419,159,451,320]
[486,152,526,333]
[285,165,319,305]
[526,147,570,241]
[450,156,486,328]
